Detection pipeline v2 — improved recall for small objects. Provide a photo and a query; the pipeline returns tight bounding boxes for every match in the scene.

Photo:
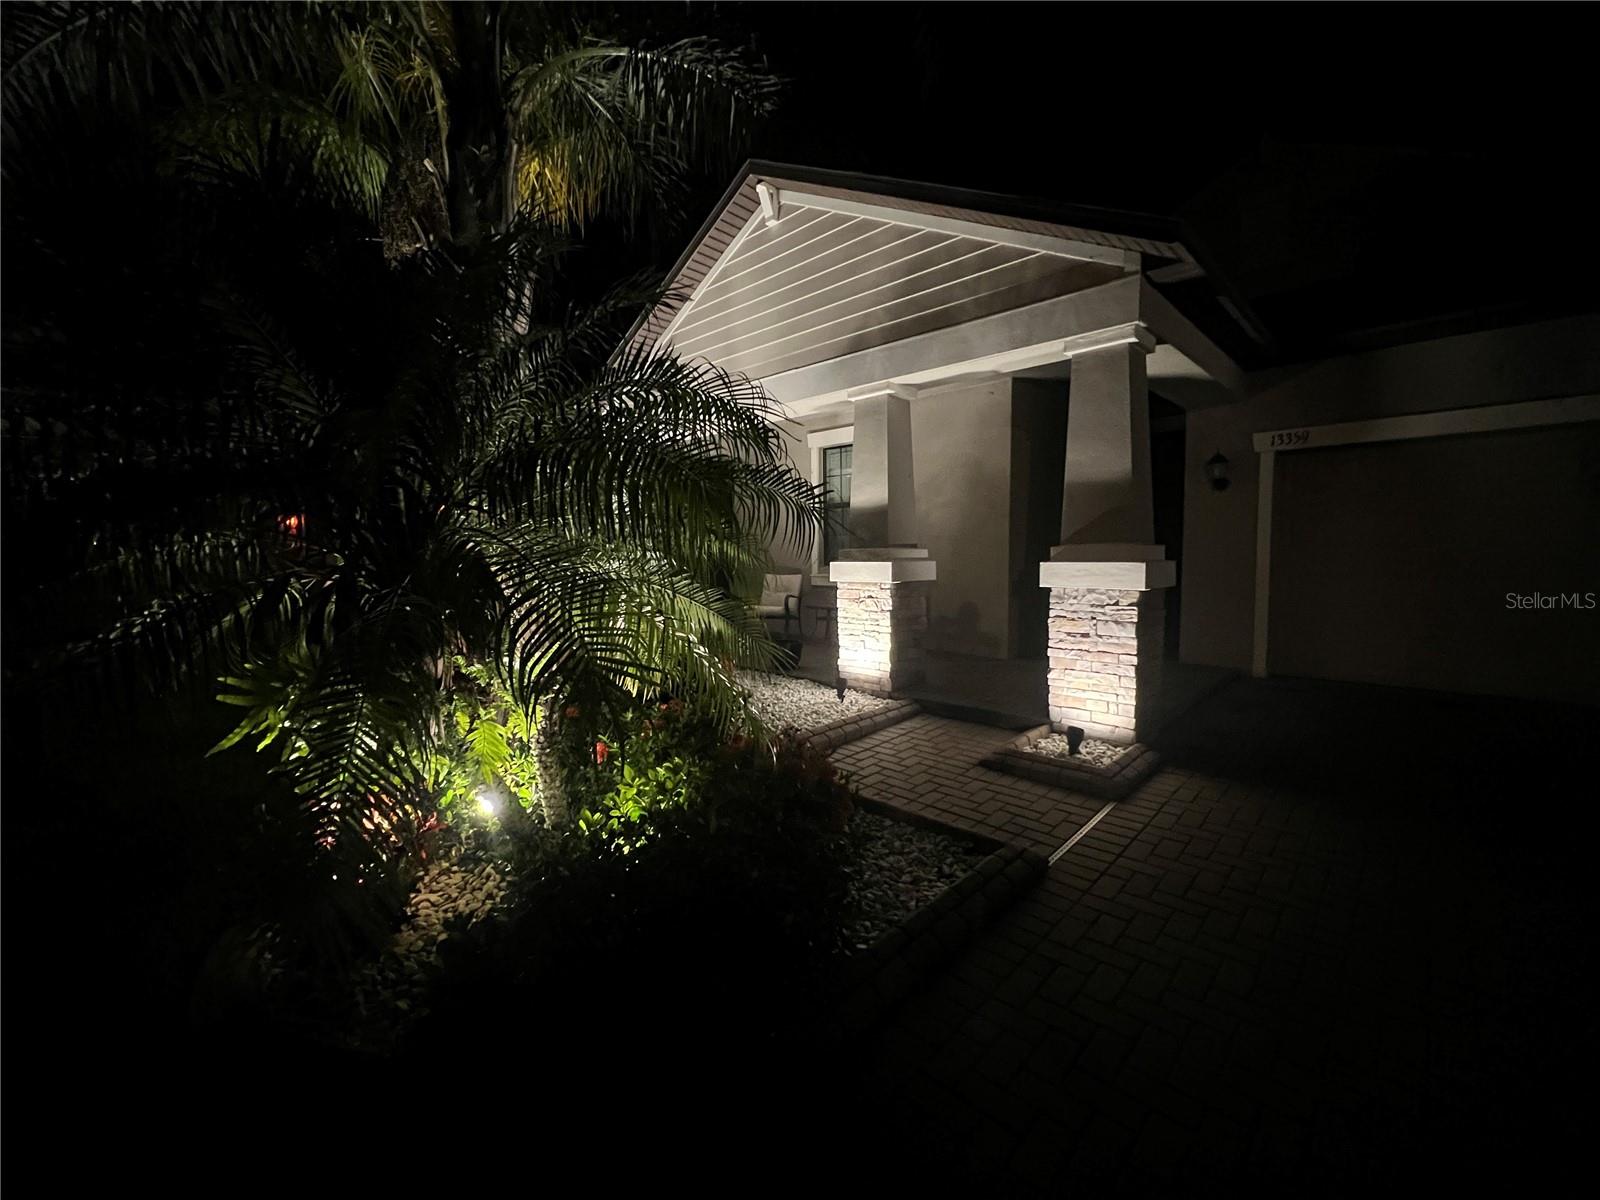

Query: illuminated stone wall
[1046,587,1165,744]
[836,580,931,694]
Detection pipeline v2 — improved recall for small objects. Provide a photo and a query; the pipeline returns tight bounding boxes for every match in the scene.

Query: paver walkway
[832,715,1106,851]
[821,680,1597,1194]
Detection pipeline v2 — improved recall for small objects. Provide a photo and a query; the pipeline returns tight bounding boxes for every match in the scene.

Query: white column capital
[1058,322,1156,362]
[1039,560,1174,590]
[845,381,921,403]
[830,557,937,584]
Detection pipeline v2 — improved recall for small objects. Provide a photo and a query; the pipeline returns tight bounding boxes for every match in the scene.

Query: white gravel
[1029,733,1128,767]
[839,809,985,952]
[738,670,898,732]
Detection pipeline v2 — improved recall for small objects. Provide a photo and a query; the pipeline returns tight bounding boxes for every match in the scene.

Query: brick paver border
[801,699,921,751]
[982,723,1162,799]
[834,839,1047,1038]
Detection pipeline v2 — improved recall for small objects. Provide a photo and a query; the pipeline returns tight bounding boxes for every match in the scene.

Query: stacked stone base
[1047,587,1165,744]
[836,580,930,694]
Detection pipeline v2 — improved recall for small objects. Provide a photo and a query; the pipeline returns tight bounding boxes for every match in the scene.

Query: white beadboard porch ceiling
[630,168,1169,383]
[658,202,1126,381]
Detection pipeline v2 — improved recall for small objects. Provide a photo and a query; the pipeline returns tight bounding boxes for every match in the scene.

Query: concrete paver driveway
[827,678,1597,1194]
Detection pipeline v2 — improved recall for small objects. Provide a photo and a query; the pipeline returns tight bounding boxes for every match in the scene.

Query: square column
[1044,327,1171,744]
[847,384,919,547]
[831,382,934,694]
[1061,338,1156,545]
[1041,561,1172,743]
[831,553,936,694]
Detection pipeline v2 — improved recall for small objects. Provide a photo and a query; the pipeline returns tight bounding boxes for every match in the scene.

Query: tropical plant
[417,718,859,1067]
[2,1,814,894]
[425,657,542,819]
[2,1,780,249]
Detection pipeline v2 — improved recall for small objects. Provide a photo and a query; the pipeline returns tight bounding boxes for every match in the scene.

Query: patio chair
[756,572,802,640]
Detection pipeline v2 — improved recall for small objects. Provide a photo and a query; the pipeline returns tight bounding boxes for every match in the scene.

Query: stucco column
[848,385,918,546]
[831,384,935,693]
[1042,328,1172,744]
[1061,340,1156,545]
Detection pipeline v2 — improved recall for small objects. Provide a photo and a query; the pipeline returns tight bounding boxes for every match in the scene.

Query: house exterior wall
[911,378,1015,658]
[777,312,1597,702]
[784,377,1039,659]
[768,420,813,569]
[1009,379,1070,657]
[1178,403,1260,669]
[1178,314,1600,684]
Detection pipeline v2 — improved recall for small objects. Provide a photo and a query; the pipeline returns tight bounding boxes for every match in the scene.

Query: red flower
[564,705,581,719]
[594,740,609,765]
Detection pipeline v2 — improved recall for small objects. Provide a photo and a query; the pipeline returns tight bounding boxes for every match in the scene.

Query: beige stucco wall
[786,377,1057,659]
[911,378,1016,657]
[1178,313,1600,674]
[1178,404,1260,669]
[764,420,814,576]
[776,312,1598,695]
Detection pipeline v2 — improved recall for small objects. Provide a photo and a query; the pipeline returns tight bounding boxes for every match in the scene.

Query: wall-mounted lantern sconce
[1205,451,1231,492]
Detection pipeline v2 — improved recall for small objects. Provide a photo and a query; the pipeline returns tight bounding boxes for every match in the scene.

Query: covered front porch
[627,165,1246,744]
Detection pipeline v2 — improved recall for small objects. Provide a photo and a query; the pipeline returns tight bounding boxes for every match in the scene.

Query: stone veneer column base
[836,580,932,695]
[1046,587,1165,745]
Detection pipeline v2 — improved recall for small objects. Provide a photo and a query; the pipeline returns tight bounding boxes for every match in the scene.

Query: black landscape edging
[979,723,1162,799]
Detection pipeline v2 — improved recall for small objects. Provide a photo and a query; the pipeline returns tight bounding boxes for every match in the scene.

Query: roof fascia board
[744,160,1187,252]
[769,184,1139,270]
[618,169,758,353]
[653,208,765,350]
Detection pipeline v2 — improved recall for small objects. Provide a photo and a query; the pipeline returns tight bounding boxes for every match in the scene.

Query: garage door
[1268,420,1600,703]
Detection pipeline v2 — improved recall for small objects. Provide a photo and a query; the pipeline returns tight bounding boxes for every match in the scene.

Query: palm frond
[2,0,333,139]
[476,523,771,728]
[505,34,778,228]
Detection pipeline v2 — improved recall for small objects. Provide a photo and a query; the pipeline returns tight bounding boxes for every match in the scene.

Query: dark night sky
[629,2,1598,362]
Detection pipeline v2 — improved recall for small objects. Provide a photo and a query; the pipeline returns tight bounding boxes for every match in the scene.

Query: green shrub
[410,706,857,1061]
[198,690,857,1056]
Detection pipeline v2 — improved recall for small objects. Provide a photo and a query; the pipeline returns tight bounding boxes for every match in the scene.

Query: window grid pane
[822,444,852,566]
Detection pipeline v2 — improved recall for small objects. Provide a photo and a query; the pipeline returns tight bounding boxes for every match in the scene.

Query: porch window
[822,443,852,566]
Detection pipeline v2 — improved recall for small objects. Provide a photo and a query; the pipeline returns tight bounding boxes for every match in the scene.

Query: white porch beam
[769,186,1140,270]
[1139,279,1244,395]
[762,275,1144,409]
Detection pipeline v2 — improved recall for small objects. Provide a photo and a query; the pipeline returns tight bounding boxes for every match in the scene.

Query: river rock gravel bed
[839,809,987,952]
[738,670,899,732]
[1028,732,1128,767]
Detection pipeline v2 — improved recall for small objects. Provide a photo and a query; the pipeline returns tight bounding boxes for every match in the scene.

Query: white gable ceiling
[629,171,1189,384]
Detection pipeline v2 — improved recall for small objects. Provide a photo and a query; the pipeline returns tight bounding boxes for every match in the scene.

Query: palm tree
[3,1,779,247]
[3,2,815,872]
